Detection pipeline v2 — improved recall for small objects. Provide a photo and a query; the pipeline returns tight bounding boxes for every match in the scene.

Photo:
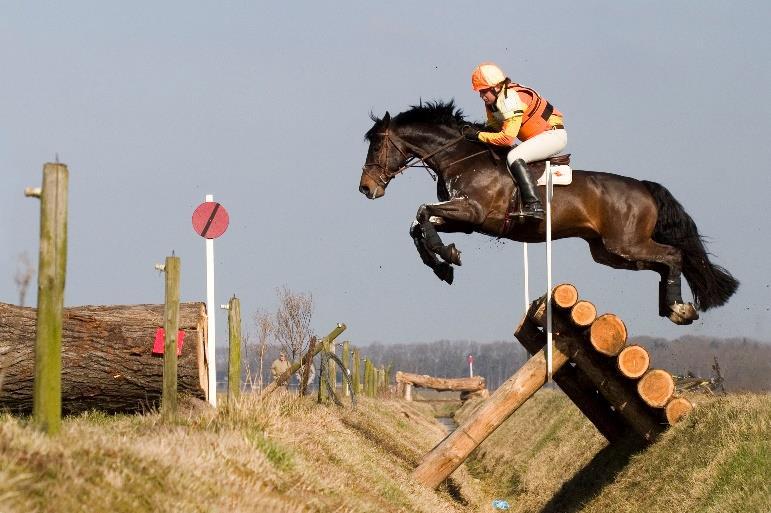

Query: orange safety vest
[504,83,563,141]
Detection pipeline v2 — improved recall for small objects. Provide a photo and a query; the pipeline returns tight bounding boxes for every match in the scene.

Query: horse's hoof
[670,302,699,321]
[667,303,698,325]
[439,243,462,266]
[434,263,454,284]
[447,244,462,266]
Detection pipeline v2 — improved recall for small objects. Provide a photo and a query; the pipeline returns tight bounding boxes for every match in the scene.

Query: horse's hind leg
[589,238,698,325]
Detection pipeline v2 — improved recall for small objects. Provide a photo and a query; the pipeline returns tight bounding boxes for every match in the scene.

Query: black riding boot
[508,159,545,220]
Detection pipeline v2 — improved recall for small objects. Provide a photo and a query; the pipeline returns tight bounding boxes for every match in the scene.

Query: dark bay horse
[358,101,738,325]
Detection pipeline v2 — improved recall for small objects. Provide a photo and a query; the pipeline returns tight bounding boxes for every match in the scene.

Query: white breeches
[506,129,568,165]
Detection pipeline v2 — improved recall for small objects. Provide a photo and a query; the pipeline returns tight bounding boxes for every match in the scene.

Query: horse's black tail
[642,180,738,310]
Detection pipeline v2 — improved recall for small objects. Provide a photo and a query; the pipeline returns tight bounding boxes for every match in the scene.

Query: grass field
[1,390,768,512]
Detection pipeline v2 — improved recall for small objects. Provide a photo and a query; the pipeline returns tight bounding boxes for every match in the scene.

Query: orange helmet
[471,62,507,91]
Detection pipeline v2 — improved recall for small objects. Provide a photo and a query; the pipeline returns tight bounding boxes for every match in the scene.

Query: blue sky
[2,1,770,346]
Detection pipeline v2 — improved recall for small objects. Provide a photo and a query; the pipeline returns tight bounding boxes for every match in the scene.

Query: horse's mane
[365,100,477,141]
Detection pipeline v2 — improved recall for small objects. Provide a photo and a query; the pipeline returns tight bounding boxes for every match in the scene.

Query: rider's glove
[461,125,481,142]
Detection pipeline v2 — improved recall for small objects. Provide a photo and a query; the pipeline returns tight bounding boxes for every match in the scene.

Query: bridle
[362,128,474,188]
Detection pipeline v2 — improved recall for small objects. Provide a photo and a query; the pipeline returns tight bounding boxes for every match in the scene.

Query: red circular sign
[192,202,229,239]
[467,354,474,364]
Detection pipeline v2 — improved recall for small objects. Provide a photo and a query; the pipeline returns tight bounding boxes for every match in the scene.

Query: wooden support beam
[515,314,629,443]
[530,297,664,442]
[413,340,570,489]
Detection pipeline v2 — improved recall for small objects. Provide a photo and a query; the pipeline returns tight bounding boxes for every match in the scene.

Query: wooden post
[403,383,413,401]
[263,323,346,396]
[161,256,180,422]
[328,340,337,395]
[318,336,330,402]
[29,163,69,435]
[352,348,361,395]
[342,341,350,397]
[227,296,241,404]
[385,364,392,396]
[364,359,372,397]
[413,342,570,488]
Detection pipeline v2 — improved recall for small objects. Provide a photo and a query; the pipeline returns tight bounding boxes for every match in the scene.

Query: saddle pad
[537,164,572,186]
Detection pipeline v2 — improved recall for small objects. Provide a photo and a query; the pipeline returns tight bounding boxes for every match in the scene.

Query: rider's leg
[506,129,567,220]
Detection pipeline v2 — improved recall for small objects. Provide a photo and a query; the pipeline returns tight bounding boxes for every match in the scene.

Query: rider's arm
[478,93,523,147]
[478,115,521,147]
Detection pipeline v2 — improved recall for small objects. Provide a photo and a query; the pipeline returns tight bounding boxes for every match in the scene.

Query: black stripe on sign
[201,203,220,237]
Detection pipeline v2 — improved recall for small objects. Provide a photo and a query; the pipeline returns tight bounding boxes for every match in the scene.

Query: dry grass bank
[0,394,483,513]
[457,389,770,513]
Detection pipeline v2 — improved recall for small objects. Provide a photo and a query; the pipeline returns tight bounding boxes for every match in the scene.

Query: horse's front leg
[409,221,454,284]
[416,197,486,267]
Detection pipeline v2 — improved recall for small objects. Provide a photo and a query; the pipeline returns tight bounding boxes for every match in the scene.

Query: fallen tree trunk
[395,371,485,392]
[0,302,208,414]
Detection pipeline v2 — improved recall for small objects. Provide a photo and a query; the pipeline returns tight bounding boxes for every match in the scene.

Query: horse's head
[359,112,414,199]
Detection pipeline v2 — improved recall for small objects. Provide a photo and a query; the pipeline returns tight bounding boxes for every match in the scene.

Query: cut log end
[588,314,627,356]
[665,397,694,425]
[617,345,650,379]
[552,283,579,309]
[637,369,675,408]
[570,301,597,328]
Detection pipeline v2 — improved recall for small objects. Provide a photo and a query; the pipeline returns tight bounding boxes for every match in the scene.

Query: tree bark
[617,345,650,379]
[395,371,485,392]
[0,301,208,415]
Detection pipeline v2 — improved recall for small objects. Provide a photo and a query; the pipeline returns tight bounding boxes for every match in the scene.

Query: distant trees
[14,252,34,307]
[226,331,771,393]
[273,286,314,363]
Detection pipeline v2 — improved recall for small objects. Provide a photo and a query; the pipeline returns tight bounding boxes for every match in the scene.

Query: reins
[363,128,473,185]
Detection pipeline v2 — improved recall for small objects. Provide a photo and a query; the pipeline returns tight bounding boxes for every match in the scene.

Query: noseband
[362,128,466,188]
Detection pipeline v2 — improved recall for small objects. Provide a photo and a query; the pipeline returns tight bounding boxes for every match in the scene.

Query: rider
[464,62,567,220]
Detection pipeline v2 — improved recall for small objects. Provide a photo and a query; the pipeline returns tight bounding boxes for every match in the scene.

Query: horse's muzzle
[359,175,384,199]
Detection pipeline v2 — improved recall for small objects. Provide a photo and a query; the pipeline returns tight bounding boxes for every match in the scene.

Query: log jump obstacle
[395,371,488,402]
[413,283,694,489]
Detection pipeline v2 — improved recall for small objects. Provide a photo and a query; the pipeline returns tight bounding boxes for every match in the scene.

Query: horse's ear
[383,111,391,125]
